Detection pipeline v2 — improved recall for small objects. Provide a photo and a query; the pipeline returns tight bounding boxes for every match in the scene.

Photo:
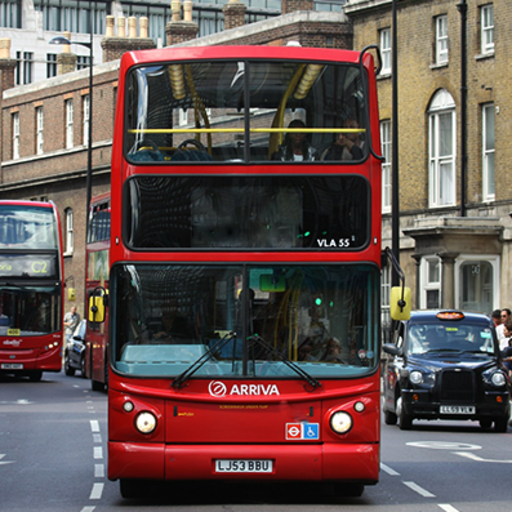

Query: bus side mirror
[390,286,411,321]
[89,294,106,323]
[67,287,76,301]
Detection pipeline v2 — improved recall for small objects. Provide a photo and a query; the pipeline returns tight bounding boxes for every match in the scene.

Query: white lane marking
[0,454,14,465]
[407,441,481,451]
[403,481,436,498]
[86,400,93,404]
[89,483,104,500]
[93,446,103,459]
[380,463,400,476]
[93,433,102,444]
[80,507,96,512]
[90,420,100,433]
[454,451,512,464]
[438,505,460,512]
[94,464,105,478]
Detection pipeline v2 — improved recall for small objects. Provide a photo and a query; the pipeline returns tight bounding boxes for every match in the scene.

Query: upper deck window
[0,205,58,250]
[124,175,369,250]
[124,59,368,164]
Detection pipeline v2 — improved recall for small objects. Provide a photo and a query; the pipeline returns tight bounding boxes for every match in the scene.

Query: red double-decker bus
[85,192,110,391]
[0,200,64,381]
[96,44,409,498]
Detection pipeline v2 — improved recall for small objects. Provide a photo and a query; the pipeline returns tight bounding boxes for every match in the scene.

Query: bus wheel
[120,479,165,499]
[29,371,43,382]
[92,379,104,392]
[334,483,364,497]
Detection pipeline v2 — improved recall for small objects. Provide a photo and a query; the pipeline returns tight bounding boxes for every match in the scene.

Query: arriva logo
[3,339,22,347]
[208,380,280,397]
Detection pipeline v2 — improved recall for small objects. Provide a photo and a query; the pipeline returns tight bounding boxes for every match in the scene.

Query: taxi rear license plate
[215,459,273,473]
[440,405,475,414]
[1,363,24,370]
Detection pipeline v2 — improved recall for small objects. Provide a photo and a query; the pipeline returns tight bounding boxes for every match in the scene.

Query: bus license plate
[1,363,24,370]
[215,459,273,473]
[440,405,475,415]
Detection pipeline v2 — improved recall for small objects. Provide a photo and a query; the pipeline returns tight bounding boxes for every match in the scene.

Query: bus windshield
[124,59,368,164]
[0,286,62,336]
[111,264,379,378]
[0,204,59,249]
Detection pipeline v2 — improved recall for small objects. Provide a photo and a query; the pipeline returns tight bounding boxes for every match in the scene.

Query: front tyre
[396,395,413,430]
[28,371,43,382]
[494,418,508,433]
[384,407,398,425]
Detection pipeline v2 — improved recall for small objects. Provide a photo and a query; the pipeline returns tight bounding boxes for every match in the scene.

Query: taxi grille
[439,370,475,402]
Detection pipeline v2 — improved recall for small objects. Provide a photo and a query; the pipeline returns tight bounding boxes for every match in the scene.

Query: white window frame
[381,264,391,335]
[65,208,74,256]
[178,108,188,126]
[454,255,499,311]
[481,4,494,55]
[36,106,44,155]
[420,256,441,309]
[379,28,391,75]
[66,99,74,149]
[83,94,90,146]
[12,112,19,160]
[435,15,448,64]
[380,120,391,213]
[482,103,495,202]
[428,89,456,208]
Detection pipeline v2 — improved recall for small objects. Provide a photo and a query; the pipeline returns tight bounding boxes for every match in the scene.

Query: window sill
[430,62,449,70]
[475,52,494,61]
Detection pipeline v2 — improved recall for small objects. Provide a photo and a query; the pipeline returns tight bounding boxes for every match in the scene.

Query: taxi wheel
[80,356,87,378]
[479,419,492,430]
[64,358,75,376]
[494,418,508,433]
[384,407,397,425]
[396,396,413,430]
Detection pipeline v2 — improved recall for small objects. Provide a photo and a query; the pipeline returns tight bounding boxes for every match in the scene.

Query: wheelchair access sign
[285,423,319,440]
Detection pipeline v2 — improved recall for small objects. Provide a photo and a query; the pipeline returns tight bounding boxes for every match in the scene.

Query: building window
[178,108,188,126]
[421,256,441,309]
[77,55,91,71]
[380,120,391,213]
[381,264,391,343]
[47,53,57,78]
[482,103,495,201]
[66,99,74,149]
[428,89,456,207]
[481,4,494,55]
[456,257,498,313]
[379,28,391,75]
[65,208,74,255]
[0,0,21,28]
[15,51,33,85]
[435,15,448,64]
[83,94,90,146]
[36,106,44,155]
[12,112,19,160]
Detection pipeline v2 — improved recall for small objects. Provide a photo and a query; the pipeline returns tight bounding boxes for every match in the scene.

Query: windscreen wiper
[248,334,321,391]
[171,332,236,389]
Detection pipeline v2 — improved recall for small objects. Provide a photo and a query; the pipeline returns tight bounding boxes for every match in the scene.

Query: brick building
[346,0,511,321]
[0,2,351,317]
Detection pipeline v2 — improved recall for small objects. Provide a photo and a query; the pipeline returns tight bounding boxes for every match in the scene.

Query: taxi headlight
[330,411,353,434]
[409,370,423,385]
[135,412,157,434]
[491,372,506,387]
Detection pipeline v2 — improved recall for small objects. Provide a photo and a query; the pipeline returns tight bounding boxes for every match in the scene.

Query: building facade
[346,0,511,324]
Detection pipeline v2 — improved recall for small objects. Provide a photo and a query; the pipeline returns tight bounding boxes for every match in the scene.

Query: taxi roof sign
[436,311,465,321]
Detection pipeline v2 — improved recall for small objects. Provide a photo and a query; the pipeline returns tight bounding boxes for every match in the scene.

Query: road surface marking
[90,420,100,432]
[438,505,460,512]
[380,463,400,476]
[89,483,104,500]
[93,446,103,459]
[454,451,512,464]
[94,464,105,478]
[407,441,481,451]
[0,454,14,465]
[403,481,436,498]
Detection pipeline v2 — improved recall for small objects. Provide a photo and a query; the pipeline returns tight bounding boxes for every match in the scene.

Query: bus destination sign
[0,254,57,279]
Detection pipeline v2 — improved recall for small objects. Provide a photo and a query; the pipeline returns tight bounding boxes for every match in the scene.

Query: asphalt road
[1,371,511,511]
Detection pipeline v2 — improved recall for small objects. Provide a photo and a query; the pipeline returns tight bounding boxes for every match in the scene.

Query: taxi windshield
[407,321,496,357]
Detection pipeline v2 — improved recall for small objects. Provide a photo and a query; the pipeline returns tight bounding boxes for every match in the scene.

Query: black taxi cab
[383,310,510,432]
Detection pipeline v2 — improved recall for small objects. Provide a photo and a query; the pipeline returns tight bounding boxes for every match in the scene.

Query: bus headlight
[330,411,353,434]
[135,412,157,434]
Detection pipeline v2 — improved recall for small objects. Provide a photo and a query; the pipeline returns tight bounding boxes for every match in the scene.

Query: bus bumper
[108,442,379,484]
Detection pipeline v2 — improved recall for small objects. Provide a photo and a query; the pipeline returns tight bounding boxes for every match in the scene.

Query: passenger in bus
[321,118,363,161]
[323,337,345,363]
[271,119,319,162]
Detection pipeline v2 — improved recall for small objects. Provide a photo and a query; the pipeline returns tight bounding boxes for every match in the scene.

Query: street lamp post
[50,17,94,240]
